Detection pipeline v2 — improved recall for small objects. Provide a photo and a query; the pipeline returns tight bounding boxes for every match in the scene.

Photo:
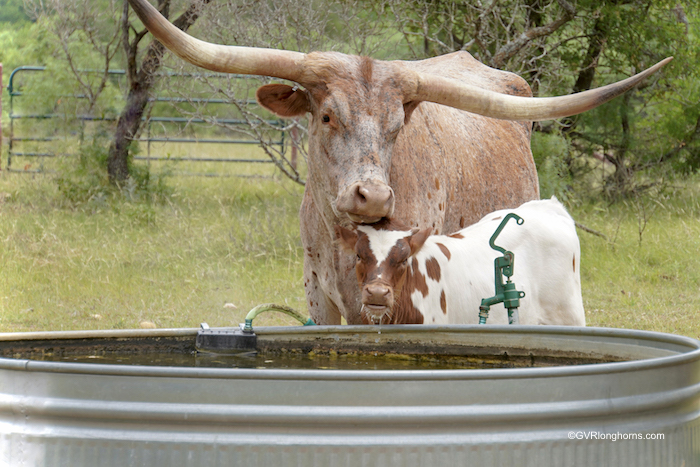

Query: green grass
[1,163,700,338]
[0,170,307,331]
[571,183,700,338]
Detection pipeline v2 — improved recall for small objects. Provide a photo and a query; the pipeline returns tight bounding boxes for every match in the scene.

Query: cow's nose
[336,180,394,223]
[364,283,391,305]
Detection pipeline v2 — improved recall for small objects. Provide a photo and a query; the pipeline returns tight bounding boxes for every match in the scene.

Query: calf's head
[335,220,431,324]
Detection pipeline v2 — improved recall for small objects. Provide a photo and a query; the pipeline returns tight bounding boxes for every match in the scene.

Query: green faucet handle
[489,213,523,255]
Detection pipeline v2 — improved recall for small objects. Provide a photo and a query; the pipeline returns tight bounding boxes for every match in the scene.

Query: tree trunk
[107,78,152,183]
[560,16,607,134]
[107,0,209,184]
[557,14,608,180]
[603,92,634,199]
[572,18,607,94]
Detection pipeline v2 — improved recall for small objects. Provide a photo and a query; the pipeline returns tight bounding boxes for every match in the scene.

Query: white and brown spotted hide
[337,198,586,326]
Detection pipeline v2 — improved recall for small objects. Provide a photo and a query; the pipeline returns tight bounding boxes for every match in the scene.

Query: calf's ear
[257,84,310,117]
[334,225,359,253]
[408,228,431,256]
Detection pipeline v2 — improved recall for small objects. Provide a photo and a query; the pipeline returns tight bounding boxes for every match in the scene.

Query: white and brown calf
[335,198,586,326]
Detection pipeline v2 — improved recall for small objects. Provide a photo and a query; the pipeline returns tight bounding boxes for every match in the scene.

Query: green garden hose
[243,303,316,332]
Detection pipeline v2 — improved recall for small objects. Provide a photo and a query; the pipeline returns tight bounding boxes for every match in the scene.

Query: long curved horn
[412,57,672,122]
[127,0,305,81]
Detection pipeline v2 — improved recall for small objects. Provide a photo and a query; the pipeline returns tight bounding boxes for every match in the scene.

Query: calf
[335,198,586,326]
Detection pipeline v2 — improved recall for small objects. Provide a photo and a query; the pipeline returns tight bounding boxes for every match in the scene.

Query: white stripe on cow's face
[357,225,412,265]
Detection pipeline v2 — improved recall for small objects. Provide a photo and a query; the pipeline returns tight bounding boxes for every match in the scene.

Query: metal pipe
[479,214,525,324]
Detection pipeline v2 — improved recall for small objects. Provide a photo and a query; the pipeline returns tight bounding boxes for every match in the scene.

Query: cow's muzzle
[361,282,394,324]
[336,180,394,224]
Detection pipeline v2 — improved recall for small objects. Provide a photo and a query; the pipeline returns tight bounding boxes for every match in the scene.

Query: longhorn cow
[127,0,670,324]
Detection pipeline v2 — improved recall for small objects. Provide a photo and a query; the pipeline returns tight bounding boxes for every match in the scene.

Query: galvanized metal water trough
[1,325,699,466]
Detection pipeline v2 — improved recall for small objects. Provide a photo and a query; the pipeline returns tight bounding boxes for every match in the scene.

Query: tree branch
[649,112,700,166]
[491,0,575,68]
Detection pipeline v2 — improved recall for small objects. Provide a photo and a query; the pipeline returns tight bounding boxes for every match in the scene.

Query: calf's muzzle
[361,281,394,324]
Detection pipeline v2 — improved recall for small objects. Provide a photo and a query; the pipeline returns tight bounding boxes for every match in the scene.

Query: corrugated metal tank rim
[0,325,698,380]
[2,326,700,466]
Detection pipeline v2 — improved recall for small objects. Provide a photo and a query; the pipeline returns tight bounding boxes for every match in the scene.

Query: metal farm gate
[5,66,294,177]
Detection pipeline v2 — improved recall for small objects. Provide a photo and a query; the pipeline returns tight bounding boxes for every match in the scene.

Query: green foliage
[530,132,572,200]
[0,0,31,24]
[560,2,699,197]
[386,0,700,198]
[54,139,171,208]
[561,1,697,197]
[54,142,111,205]
[0,22,54,135]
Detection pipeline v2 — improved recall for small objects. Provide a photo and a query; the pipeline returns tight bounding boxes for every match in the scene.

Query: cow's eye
[356,254,361,262]
[322,115,330,123]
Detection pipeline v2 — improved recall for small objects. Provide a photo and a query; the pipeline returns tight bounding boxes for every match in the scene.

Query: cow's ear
[257,84,310,117]
[335,225,359,253]
[408,228,431,256]
[403,101,421,124]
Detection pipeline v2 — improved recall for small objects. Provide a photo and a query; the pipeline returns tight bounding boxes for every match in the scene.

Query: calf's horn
[411,57,672,122]
[127,0,305,82]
